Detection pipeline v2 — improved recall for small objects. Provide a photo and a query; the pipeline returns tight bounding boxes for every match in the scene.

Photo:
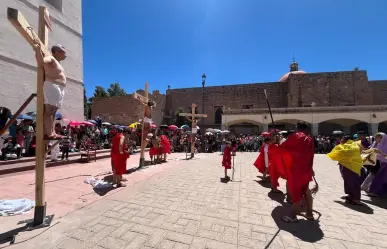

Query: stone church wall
[91,90,165,125]
[369,80,387,105]
[287,70,373,107]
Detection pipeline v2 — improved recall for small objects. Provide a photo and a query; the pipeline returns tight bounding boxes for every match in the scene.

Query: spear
[264,89,275,129]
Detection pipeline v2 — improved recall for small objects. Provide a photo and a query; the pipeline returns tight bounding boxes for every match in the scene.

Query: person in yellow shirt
[327,135,363,205]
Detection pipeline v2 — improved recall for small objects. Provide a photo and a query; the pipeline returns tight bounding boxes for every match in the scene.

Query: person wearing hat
[34,43,67,140]
[222,141,232,180]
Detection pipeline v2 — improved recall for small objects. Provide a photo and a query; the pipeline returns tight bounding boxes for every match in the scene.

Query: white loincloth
[44,81,65,108]
[50,140,60,160]
[143,117,153,124]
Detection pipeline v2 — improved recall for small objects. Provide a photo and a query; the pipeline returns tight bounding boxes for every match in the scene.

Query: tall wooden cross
[133,83,155,167]
[179,103,207,158]
[8,6,52,226]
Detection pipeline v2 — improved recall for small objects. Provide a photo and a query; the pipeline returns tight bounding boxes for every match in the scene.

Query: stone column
[261,123,269,132]
[311,123,319,136]
[343,126,350,135]
[368,123,379,136]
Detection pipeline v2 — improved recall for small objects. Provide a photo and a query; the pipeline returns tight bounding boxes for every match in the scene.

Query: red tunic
[253,145,266,174]
[149,139,160,156]
[270,132,314,203]
[222,146,232,169]
[160,135,171,154]
[111,133,129,175]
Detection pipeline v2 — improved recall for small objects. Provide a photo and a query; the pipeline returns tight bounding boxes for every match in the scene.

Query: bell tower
[290,55,299,72]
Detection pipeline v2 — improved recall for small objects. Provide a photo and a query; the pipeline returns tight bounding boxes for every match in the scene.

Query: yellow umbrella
[128,122,141,128]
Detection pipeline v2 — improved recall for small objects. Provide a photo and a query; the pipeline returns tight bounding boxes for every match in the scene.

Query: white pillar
[261,124,269,132]
[343,126,350,135]
[368,123,378,136]
[312,123,319,136]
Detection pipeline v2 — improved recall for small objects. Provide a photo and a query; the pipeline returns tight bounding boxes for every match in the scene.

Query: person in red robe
[253,137,272,181]
[111,128,130,187]
[270,122,315,223]
[222,141,232,179]
[160,132,171,162]
[268,134,287,194]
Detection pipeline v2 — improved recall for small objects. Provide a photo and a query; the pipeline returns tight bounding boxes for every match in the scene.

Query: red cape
[160,135,171,154]
[253,145,266,174]
[270,132,314,202]
[222,146,232,169]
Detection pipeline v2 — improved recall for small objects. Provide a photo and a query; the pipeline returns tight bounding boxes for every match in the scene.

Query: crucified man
[140,100,155,140]
[34,43,67,140]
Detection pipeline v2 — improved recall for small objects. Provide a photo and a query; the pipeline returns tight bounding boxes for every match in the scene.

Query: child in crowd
[61,135,71,160]
[222,141,232,179]
[15,129,25,158]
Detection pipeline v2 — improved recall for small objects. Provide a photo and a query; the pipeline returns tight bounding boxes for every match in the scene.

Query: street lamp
[201,73,206,125]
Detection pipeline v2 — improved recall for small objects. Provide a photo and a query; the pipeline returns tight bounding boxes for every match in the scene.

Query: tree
[93,86,109,98]
[107,82,127,97]
[83,87,91,119]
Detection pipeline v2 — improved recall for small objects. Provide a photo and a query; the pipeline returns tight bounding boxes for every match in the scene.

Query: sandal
[281,216,298,223]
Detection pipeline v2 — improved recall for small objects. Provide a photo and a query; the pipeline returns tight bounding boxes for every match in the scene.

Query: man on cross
[34,44,67,140]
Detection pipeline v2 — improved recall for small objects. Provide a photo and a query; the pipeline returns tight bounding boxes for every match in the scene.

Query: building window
[45,0,63,12]
[214,107,223,124]
[242,105,253,109]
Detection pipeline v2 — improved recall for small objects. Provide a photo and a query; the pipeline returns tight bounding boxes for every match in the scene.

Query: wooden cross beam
[8,7,51,56]
[8,6,51,226]
[179,103,207,158]
[132,83,155,167]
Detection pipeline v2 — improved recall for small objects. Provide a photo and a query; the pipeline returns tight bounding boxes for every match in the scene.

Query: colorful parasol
[129,122,141,128]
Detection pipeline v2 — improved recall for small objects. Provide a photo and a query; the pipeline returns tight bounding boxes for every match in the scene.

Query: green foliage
[93,86,109,98]
[107,82,127,97]
[84,86,91,119]
[86,83,126,120]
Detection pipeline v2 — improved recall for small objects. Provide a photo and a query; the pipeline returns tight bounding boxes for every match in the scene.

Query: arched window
[214,107,223,124]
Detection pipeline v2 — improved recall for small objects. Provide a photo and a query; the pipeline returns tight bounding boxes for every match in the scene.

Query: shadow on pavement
[334,200,374,214]
[254,179,272,189]
[271,206,324,243]
[268,191,285,205]
[220,177,230,183]
[361,197,387,210]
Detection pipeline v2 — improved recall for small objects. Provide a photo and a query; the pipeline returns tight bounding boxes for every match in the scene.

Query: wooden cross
[8,6,52,226]
[132,83,155,167]
[179,103,207,158]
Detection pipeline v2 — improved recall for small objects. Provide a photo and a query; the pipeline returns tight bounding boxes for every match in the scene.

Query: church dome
[279,70,307,82]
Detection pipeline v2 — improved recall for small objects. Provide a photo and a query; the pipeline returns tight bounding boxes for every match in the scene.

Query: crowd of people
[234,123,387,223]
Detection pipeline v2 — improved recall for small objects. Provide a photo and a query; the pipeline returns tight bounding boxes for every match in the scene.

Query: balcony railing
[223,105,387,115]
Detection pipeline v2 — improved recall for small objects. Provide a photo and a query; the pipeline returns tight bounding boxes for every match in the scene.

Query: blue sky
[83,0,387,97]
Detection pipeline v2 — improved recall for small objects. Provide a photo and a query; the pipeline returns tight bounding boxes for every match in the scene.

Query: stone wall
[370,80,387,105]
[0,0,84,120]
[165,82,288,127]
[92,70,387,127]
[91,90,166,125]
[287,70,373,107]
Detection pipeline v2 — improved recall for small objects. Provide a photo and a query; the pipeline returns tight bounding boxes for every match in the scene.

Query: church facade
[92,61,387,135]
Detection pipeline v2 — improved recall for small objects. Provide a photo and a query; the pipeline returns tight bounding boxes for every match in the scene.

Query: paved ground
[1,153,387,249]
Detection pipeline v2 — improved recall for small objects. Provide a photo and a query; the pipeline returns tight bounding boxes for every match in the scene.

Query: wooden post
[179,103,207,158]
[133,83,151,167]
[34,6,49,226]
[7,6,51,226]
